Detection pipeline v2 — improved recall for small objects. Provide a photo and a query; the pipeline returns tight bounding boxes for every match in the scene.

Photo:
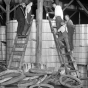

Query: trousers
[23,11,32,35]
[57,31,70,51]
[17,19,25,35]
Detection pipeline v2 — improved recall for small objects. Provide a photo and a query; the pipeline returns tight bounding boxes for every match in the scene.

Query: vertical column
[36,0,43,68]
[79,11,80,24]
[4,0,11,66]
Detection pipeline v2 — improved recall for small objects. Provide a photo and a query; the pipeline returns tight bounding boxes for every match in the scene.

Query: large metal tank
[73,24,88,65]
[0,26,6,60]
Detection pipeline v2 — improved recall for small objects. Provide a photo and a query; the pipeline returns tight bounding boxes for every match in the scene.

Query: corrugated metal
[74,24,88,65]
[1,20,88,65]
[0,26,6,60]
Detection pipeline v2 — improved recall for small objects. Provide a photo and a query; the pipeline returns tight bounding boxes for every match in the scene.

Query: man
[22,1,33,35]
[65,15,75,52]
[57,23,70,52]
[52,3,70,52]
[53,3,63,30]
[15,2,26,36]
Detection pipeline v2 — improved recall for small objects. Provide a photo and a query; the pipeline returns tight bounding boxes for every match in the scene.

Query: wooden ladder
[44,6,79,77]
[7,16,34,71]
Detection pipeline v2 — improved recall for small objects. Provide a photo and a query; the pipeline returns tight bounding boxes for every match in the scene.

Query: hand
[46,13,49,17]
[61,22,65,25]
[58,29,61,32]
[53,16,55,19]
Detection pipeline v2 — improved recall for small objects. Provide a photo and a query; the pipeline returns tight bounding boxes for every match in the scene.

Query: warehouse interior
[0,0,88,88]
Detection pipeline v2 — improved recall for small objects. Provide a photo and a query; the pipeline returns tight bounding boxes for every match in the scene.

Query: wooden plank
[63,0,74,11]
[36,0,43,68]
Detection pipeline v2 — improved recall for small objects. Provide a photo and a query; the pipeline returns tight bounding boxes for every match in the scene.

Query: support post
[4,0,11,66]
[79,11,80,24]
[36,0,43,68]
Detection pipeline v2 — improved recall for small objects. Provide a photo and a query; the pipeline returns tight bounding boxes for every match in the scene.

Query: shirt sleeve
[25,6,28,19]
[68,20,75,29]
[69,20,73,25]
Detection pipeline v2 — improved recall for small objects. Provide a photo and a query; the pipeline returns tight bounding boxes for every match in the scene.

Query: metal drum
[0,26,6,60]
[74,24,88,65]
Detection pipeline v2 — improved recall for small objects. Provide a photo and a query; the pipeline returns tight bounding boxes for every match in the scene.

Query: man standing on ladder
[65,15,75,53]
[15,1,26,36]
[53,2,63,30]
[53,2,70,52]
[22,0,33,35]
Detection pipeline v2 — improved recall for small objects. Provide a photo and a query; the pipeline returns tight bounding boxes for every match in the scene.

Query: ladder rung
[13,55,21,59]
[63,52,72,55]
[9,67,19,70]
[15,43,25,48]
[12,58,21,62]
[69,70,78,72]
[13,51,24,56]
[18,35,27,38]
[16,41,26,44]
[67,60,76,63]
[45,6,51,8]
[48,12,54,14]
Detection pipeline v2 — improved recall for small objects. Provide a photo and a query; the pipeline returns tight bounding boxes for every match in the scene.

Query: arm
[53,6,57,19]
[25,7,29,24]
[25,7,27,19]
[66,20,75,30]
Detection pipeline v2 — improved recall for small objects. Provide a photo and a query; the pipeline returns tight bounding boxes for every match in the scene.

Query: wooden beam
[63,0,74,11]
[70,10,77,18]
[0,5,6,12]
[36,0,43,68]
[10,4,20,13]
[77,0,88,15]
[3,0,11,66]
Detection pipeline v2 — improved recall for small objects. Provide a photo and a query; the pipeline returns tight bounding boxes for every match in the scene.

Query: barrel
[0,26,6,60]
